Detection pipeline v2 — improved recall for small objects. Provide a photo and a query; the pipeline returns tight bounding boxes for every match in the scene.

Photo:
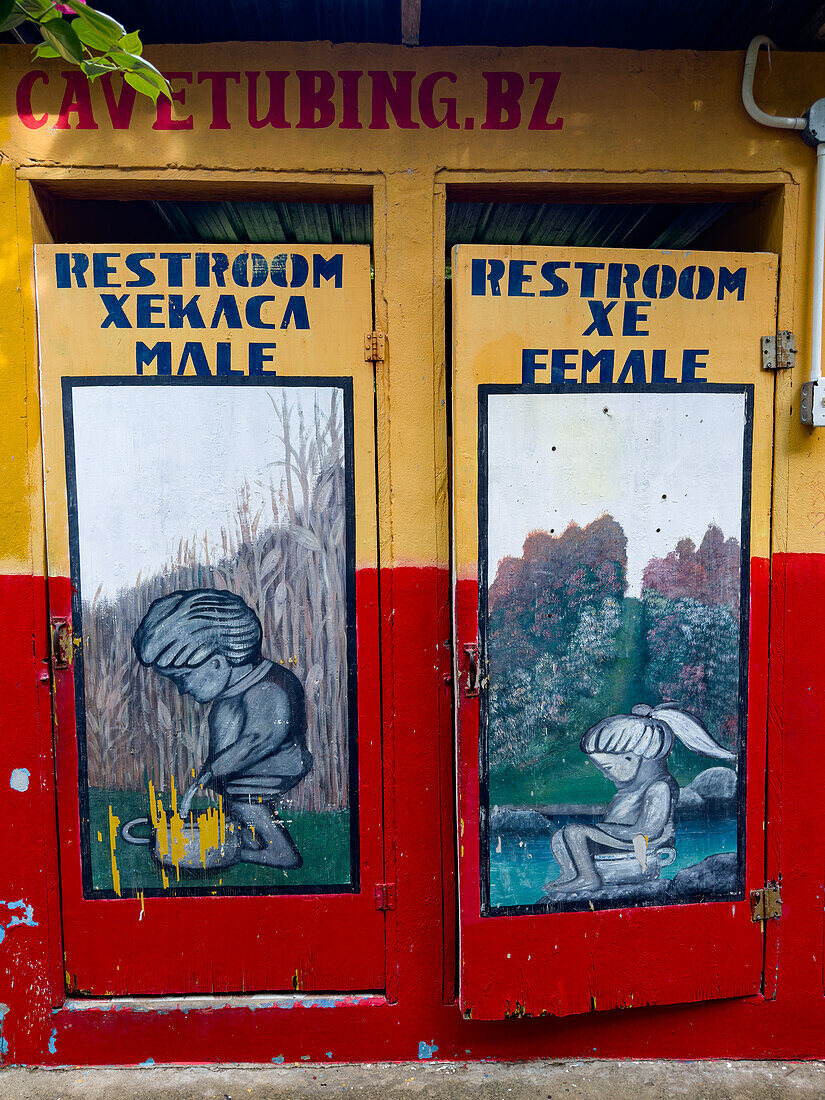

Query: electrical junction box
[801,380,825,426]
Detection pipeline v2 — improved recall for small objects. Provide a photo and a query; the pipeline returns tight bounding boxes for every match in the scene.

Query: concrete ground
[1,1061,825,1099]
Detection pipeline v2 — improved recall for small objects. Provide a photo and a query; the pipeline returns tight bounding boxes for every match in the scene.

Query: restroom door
[452,245,777,1018]
[36,244,385,995]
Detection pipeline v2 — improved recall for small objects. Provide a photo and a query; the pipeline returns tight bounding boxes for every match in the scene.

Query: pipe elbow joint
[742,36,806,132]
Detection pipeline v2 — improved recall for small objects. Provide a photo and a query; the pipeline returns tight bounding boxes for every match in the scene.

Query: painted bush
[487,516,740,807]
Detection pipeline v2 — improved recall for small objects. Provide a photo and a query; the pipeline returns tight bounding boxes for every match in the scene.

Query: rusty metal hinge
[50,617,75,670]
[364,330,386,363]
[762,331,796,371]
[750,882,782,922]
[374,883,396,911]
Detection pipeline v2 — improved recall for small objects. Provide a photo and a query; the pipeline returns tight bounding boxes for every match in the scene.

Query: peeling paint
[0,1003,8,1061]
[107,805,121,897]
[272,1055,285,1064]
[60,993,385,1013]
[140,1058,155,1067]
[47,1028,56,1055]
[0,900,37,945]
[418,1041,439,1059]
[9,768,29,792]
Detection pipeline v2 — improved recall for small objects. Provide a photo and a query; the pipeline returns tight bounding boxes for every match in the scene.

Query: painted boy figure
[549,703,734,894]
[134,589,312,869]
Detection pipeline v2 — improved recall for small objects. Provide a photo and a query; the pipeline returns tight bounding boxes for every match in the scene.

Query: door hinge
[374,882,396,911]
[364,330,386,363]
[50,617,75,670]
[762,331,796,371]
[750,882,782,922]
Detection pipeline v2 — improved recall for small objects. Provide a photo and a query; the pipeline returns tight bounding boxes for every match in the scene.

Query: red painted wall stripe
[1,559,825,1061]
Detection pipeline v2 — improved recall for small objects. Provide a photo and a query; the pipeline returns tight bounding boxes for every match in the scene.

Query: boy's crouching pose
[133,589,312,869]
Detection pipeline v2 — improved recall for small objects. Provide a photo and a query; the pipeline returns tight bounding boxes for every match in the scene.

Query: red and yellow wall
[1,41,825,1062]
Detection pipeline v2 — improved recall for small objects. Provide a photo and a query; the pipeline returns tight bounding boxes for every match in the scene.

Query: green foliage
[1,0,169,102]
[642,591,740,755]
[486,518,741,809]
[487,516,635,786]
[488,596,644,807]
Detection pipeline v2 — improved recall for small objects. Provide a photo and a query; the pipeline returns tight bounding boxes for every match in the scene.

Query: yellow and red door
[452,245,776,1017]
[36,244,385,995]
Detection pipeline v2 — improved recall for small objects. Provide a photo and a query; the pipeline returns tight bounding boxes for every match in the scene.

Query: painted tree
[642,523,740,618]
[487,515,629,774]
[639,523,741,754]
[641,592,740,755]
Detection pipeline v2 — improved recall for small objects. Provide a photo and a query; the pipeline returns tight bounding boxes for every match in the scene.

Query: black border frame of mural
[62,374,361,900]
[477,381,754,918]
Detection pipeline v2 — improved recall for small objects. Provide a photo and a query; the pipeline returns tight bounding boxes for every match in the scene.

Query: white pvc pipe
[742,36,806,131]
[811,143,825,382]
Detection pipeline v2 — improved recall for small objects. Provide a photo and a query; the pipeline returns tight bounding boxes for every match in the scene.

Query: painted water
[489,814,737,909]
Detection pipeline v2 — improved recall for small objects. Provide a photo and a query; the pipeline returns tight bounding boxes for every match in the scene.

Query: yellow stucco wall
[1,43,824,573]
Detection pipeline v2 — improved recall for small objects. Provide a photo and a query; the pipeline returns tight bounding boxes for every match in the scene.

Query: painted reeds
[81,390,350,812]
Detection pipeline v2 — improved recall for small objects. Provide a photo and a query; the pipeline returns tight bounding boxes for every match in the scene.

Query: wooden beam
[401,0,421,46]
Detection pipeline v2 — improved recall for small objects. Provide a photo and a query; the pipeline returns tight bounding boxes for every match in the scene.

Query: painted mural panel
[481,385,751,913]
[65,378,358,897]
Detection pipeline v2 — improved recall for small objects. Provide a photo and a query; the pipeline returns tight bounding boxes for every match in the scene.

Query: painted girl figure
[133,589,312,869]
[549,703,734,894]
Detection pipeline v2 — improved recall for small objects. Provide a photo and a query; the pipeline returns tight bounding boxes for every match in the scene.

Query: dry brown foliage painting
[79,388,350,812]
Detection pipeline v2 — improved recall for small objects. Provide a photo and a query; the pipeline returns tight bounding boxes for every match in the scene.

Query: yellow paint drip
[156,803,169,859]
[169,809,187,881]
[107,804,121,897]
[148,780,159,828]
[149,791,233,885]
[197,803,225,866]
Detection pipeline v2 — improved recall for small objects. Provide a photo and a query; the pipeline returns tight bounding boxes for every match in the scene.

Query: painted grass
[89,788,351,894]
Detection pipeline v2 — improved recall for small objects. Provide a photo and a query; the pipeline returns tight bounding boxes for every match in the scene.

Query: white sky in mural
[487,391,746,598]
[71,385,338,599]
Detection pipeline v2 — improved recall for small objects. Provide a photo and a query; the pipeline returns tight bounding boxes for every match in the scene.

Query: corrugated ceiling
[152,200,374,245]
[42,195,733,253]
[46,0,825,50]
[445,201,730,250]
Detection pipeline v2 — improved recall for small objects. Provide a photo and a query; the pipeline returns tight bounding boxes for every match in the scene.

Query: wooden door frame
[436,168,798,1006]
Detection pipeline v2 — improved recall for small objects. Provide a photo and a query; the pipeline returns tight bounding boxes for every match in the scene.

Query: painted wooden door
[36,244,385,996]
[452,245,776,1018]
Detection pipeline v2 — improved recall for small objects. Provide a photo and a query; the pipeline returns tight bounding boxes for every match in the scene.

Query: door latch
[463,642,480,698]
[51,618,74,670]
